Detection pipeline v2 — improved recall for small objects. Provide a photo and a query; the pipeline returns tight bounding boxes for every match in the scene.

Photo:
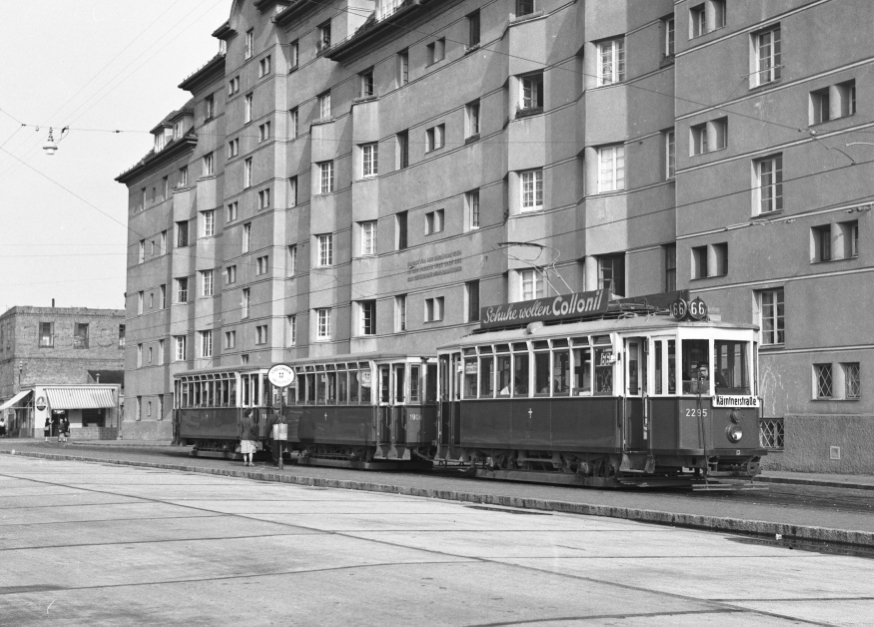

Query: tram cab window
[426,364,437,402]
[410,365,421,403]
[572,346,592,395]
[682,339,710,394]
[534,350,550,396]
[464,358,477,398]
[497,353,512,395]
[553,349,570,395]
[480,355,494,397]
[714,340,750,394]
[513,349,529,396]
[594,346,613,395]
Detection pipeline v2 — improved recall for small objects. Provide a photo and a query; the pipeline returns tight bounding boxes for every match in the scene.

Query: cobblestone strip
[5,449,873,548]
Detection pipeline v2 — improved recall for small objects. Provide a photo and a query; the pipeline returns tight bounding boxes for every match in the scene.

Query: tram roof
[173,353,423,379]
[440,314,759,350]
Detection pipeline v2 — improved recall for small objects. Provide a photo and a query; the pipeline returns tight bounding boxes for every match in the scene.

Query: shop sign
[480,290,608,330]
[713,395,760,408]
[35,396,46,411]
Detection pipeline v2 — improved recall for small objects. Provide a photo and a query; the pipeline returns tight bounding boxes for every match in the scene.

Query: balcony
[38,336,54,348]
[73,336,89,349]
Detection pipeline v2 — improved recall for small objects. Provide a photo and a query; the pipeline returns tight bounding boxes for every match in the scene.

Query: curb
[755,475,874,492]
[5,449,874,548]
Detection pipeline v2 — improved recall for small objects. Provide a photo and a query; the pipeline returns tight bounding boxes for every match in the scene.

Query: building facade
[118,0,874,472]
[0,306,126,437]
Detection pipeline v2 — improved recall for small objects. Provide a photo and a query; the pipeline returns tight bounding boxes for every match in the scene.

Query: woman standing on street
[44,417,51,441]
[238,409,259,467]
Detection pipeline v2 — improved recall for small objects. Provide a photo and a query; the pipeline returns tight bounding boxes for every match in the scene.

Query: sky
[0,0,232,312]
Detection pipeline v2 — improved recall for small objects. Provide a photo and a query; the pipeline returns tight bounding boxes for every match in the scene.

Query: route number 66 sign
[670,297,708,321]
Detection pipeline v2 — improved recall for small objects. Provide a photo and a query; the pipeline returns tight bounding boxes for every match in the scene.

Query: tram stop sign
[267,364,295,388]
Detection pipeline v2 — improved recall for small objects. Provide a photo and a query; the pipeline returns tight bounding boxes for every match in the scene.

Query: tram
[175,354,438,467]
[434,291,766,487]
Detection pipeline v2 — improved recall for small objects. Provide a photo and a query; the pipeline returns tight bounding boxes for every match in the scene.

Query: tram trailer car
[176,355,439,467]
[435,314,766,487]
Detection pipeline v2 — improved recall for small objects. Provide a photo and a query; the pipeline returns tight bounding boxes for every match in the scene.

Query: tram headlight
[726,424,743,443]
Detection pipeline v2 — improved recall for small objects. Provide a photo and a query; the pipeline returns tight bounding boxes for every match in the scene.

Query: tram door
[437,355,451,453]
[377,365,392,448]
[624,338,647,450]
[391,363,406,449]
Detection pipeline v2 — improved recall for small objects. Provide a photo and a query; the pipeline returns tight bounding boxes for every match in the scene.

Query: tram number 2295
[685,408,708,417]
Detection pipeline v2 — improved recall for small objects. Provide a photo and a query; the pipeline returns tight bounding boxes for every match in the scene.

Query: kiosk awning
[0,390,32,411]
[45,388,115,409]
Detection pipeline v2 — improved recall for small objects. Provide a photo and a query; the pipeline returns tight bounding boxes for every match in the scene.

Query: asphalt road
[2,454,874,626]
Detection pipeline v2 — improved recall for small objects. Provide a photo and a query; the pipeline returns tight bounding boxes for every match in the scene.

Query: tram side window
[361,370,372,403]
[553,350,570,395]
[306,373,316,403]
[349,371,360,403]
[682,339,710,394]
[668,340,677,393]
[410,365,421,402]
[534,351,550,395]
[426,364,437,402]
[572,347,592,395]
[463,359,477,398]
[654,341,663,394]
[480,356,494,397]
[338,371,348,403]
[497,354,512,395]
[395,366,406,404]
[594,347,613,395]
[380,368,390,403]
[513,351,530,396]
[326,372,336,404]
[714,340,750,394]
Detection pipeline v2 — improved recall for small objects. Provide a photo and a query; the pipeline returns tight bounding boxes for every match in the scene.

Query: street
[1,454,873,626]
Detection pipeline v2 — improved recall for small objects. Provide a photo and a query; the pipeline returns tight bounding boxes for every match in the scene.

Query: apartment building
[117,0,874,473]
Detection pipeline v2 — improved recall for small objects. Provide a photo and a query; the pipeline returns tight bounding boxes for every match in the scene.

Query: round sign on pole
[688,297,709,321]
[267,364,295,388]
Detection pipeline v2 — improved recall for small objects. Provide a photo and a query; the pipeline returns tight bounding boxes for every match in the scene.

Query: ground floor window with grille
[759,417,784,449]
[812,361,860,400]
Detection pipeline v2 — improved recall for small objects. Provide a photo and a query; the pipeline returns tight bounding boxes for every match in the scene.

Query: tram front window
[594,347,613,395]
[714,340,750,394]
[682,339,710,394]
[410,365,421,402]
[572,347,592,395]
[426,364,437,402]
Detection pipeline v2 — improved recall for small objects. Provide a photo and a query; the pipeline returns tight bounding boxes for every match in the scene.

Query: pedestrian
[43,417,51,442]
[238,409,259,467]
[0,414,6,438]
[58,416,70,443]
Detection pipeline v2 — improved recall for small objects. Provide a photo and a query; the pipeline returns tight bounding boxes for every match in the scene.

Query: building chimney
[51,298,55,308]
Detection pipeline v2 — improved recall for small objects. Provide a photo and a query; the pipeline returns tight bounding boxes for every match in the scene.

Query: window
[256,325,268,345]
[244,93,253,123]
[39,322,53,348]
[176,277,189,303]
[361,143,378,177]
[73,323,89,349]
[136,397,142,421]
[466,280,480,322]
[664,244,676,291]
[598,254,625,297]
[228,138,239,158]
[395,295,407,331]
[137,344,143,367]
[318,91,331,120]
[759,287,785,345]
[158,339,164,364]
[227,202,238,222]
[520,169,543,210]
[204,94,215,121]
[397,131,409,169]
[465,101,480,138]
[810,80,856,125]
[692,245,708,279]
[519,73,544,111]
[202,152,215,177]
[148,291,154,310]
[244,157,253,188]
[258,188,271,209]
[176,221,190,247]
[754,154,783,214]
[245,28,254,59]
[174,335,187,361]
[317,234,333,266]
[844,362,861,399]
[841,220,859,258]
[598,38,625,86]
[598,145,625,192]
[289,40,299,69]
[162,176,169,199]
[316,308,331,340]
[425,209,444,235]
[318,161,334,194]
[690,117,727,155]
[713,0,726,29]
[359,300,376,335]
[178,166,188,189]
[288,176,298,207]
[812,225,832,262]
[425,297,444,322]
[200,331,213,357]
[427,38,445,65]
[360,221,377,255]
[663,129,676,179]
[201,269,214,296]
[224,331,236,349]
[752,25,781,87]
[242,223,251,253]
[690,1,726,38]
[690,4,705,37]
[713,243,728,276]
[228,76,240,96]
[287,315,297,346]
[201,210,215,237]
[159,284,167,309]
[241,288,250,318]
[287,245,298,275]
[397,49,409,86]
[814,363,833,398]
[225,265,237,285]
[318,21,331,51]
[520,269,544,301]
[517,0,536,17]
[466,190,480,229]
[259,55,271,77]
[468,10,481,48]
[810,87,830,125]
[396,211,408,250]
[258,122,271,142]
[664,18,675,57]
[426,124,445,152]
[360,69,374,98]
[289,108,299,139]
[138,240,145,263]
[256,255,269,275]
